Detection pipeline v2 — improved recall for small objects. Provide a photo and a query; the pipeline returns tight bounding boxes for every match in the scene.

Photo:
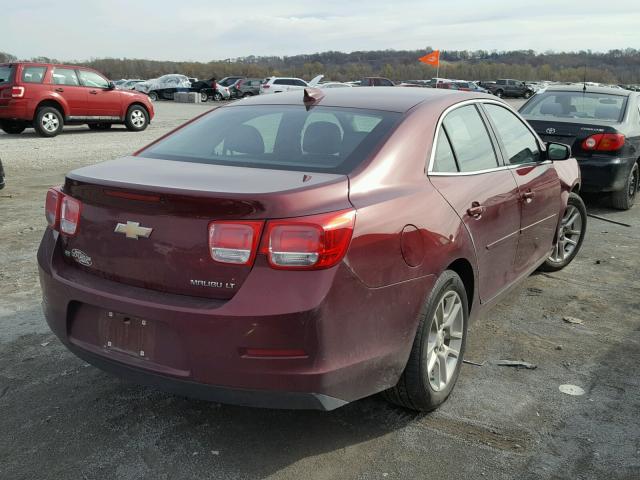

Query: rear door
[50,67,87,117]
[428,103,521,302]
[483,102,560,275]
[77,69,122,118]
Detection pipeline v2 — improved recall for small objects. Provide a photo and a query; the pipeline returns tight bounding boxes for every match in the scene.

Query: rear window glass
[139,105,402,174]
[0,65,14,84]
[22,66,46,83]
[520,91,627,122]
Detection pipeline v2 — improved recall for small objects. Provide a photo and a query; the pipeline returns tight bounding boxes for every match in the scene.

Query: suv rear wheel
[1,121,26,135]
[124,105,149,132]
[34,107,64,137]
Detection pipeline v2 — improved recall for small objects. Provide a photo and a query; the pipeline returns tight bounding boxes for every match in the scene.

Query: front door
[482,103,561,275]
[50,67,87,118]
[77,69,122,118]
[428,104,522,302]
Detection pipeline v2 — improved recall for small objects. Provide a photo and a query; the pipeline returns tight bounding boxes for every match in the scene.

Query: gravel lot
[1,100,639,480]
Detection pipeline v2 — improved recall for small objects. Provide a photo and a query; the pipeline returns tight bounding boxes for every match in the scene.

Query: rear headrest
[224,125,264,155]
[539,102,563,115]
[303,122,342,155]
[595,105,619,120]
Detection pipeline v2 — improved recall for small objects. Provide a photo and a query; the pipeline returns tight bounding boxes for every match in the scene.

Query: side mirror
[107,81,116,90]
[546,142,571,161]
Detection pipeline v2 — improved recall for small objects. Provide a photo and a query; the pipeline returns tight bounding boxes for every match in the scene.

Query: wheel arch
[445,258,475,312]
[35,99,67,118]
[125,101,150,120]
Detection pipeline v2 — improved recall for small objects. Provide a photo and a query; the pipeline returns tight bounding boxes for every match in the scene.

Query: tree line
[1,48,638,84]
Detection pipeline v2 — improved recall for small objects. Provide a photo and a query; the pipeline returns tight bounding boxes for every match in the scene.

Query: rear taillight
[60,196,82,236]
[208,221,263,265]
[45,187,82,235]
[45,187,62,228]
[11,86,25,98]
[262,84,270,89]
[259,209,355,270]
[581,133,625,152]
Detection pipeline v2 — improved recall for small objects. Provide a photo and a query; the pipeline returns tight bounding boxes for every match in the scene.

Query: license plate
[99,311,156,359]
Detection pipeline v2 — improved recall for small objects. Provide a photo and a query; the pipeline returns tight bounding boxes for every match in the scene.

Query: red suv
[0,63,154,137]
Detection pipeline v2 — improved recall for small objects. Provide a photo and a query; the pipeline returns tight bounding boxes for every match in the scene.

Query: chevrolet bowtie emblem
[114,221,153,240]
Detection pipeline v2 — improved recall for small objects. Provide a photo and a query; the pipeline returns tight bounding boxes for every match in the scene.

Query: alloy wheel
[130,110,146,128]
[549,204,583,263]
[426,290,464,392]
[41,112,60,133]
[629,164,638,201]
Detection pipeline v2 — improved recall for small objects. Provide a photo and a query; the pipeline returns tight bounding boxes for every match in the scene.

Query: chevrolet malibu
[38,87,586,411]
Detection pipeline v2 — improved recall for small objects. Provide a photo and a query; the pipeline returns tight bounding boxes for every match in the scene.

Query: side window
[293,79,307,87]
[52,68,79,86]
[484,104,541,164]
[78,70,109,88]
[21,66,46,83]
[273,79,286,85]
[380,79,393,86]
[432,130,458,173]
[442,105,499,172]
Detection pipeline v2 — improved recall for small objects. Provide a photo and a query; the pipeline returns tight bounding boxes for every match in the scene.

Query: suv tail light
[208,221,263,265]
[11,86,25,98]
[581,133,625,152]
[259,209,355,270]
[45,187,82,235]
[262,84,270,89]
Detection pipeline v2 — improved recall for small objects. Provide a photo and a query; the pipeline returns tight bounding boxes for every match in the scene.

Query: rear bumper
[577,155,636,192]
[0,99,30,120]
[38,228,433,410]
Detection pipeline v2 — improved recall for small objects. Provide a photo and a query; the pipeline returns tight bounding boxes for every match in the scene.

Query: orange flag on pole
[419,50,440,66]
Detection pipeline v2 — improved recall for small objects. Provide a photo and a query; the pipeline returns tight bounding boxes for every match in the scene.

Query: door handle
[54,87,64,92]
[89,90,98,94]
[467,202,486,218]
[523,191,535,203]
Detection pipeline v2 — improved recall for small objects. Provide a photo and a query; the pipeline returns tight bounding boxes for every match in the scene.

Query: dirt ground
[0,100,638,480]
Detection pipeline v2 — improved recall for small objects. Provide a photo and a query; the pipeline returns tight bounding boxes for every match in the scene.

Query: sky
[2,0,639,61]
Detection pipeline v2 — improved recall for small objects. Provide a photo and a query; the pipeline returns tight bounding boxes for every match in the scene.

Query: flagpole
[436,62,440,88]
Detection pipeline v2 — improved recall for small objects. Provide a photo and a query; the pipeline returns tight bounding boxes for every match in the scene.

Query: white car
[260,75,323,94]
[318,82,353,89]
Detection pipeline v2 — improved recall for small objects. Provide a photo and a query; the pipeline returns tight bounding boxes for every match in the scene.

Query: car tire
[383,270,469,412]
[148,91,158,102]
[213,92,223,101]
[34,106,64,137]
[524,90,532,99]
[495,89,504,98]
[610,162,638,210]
[124,105,149,132]
[1,121,26,134]
[539,192,587,272]
[200,91,208,102]
[88,123,112,131]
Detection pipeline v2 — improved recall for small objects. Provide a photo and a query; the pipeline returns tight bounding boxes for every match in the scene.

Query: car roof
[0,62,97,70]
[542,84,632,97]
[227,86,493,113]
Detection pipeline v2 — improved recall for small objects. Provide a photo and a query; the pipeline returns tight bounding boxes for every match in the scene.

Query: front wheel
[524,90,532,99]
[124,105,149,132]
[148,91,158,102]
[1,121,26,134]
[384,270,468,412]
[213,92,223,101]
[610,162,638,210]
[495,89,504,98]
[539,192,587,272]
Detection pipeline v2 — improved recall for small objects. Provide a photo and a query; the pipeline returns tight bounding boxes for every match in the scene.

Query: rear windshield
[139,105,402,174]
[0,65,15,84]
[520,91,627,122]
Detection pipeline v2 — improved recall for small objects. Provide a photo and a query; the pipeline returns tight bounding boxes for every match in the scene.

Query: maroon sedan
[38,87,586,411]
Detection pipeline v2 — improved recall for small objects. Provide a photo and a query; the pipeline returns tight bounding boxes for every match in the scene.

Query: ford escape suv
[0,63,154,137]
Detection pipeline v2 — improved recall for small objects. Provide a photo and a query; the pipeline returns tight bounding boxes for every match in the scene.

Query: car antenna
[583,62,587,93]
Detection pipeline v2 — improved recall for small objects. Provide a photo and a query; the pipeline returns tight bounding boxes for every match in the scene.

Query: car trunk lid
[526,119,623,156]
[60,156,351,300]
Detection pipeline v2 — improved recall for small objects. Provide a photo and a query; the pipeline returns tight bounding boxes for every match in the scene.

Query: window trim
[50,67,81,87]
[77,68,110,89]
[427,99,549,177]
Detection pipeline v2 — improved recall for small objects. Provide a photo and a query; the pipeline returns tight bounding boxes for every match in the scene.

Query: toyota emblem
[546,127,556,134]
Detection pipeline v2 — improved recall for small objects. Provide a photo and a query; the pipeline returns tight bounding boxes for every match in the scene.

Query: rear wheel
[200,91,209,102]
[384,270,468,412]
[524,90,533,99]
[610,162,638,210]
[539,192,587,272]
[213,92,223,101]
[34,107,64,137]
[1,121,26,134]
[124,105,149,132]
